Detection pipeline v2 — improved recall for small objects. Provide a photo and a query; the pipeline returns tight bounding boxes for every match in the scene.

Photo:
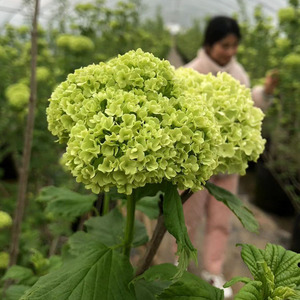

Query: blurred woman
[183,16,278,299]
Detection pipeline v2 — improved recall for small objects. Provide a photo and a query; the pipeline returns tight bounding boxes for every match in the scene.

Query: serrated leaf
[5,285,30,300]
[224,276,251,288]
[272,286,297,299]
[84,208,148,248]
[134,264,223,300]
[2,266,34,284]
[237,243,265,279]
[205,182,259,233]
[20,245,135,300]
[136,263,178,282]
[238,243,300,299]
[162,181,197,276]
[157,270,224,300]
[134,279,170,300]
[36,186,96,220]
[234,281,263,300]
[263,243,300,287]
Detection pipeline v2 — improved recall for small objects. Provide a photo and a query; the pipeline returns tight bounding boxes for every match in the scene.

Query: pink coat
[185,49,268,111]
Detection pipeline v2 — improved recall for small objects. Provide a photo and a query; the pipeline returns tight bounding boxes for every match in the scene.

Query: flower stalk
[102,192,110,215]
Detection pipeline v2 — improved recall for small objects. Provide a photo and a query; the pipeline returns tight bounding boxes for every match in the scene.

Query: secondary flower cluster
[47,49,265,194]
[176,68,265,175]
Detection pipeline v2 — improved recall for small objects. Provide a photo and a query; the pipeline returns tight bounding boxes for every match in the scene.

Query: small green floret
[56,34,95,53]
[278,7,296,23]
[5,82,30,109]
[0,252,9,269]
[0,210,13,229]
[47,49,265,194]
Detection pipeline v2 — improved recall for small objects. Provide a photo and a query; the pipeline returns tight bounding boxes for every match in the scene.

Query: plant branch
[135,189,193,276]
[9,0,40,267]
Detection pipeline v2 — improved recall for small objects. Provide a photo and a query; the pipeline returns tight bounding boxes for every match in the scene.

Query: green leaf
[5,285,30,300]
[162,181,197,276]
[237,243,300,299]
[36,186,96,220]
[272,286,297,299]
[68,231,104,256]
[133,263,176,297]
[84,209,124,246]
[205,182,259,233]
[136,193,162,219]
[133,183,165,202]
[136,263,179,282]
[157,270,224,299]
[134,218,149,247]
[134,279,170,300]
[224,276,251,288]
[48,255,63,272]
[2,266,34,284]
[237,243,265,280]
[20,245,135,300]
[234,281,263,300]
[134,264,223,300]
[263,243,300,288]
[84,208,148,248]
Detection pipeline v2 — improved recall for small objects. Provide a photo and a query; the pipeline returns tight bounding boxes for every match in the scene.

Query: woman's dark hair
[203,16,241,47]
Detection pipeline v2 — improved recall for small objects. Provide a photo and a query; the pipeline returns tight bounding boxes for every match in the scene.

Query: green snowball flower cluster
[278,7,296,23]
[47,49,264,194]
[36,66,51,82]
[275,38,291,51]
[175,68,265,175]
[0,210,12,229]
[56,34,95,53]
[0,252,9,269]
[5,82,30,109]
[283,53,300,67]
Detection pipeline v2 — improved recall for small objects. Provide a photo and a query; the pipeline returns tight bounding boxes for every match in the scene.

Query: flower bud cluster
[176,68,265,175]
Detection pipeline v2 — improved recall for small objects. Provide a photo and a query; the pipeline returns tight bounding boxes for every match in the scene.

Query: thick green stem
[123,194,136,257]
[102,192,110,215]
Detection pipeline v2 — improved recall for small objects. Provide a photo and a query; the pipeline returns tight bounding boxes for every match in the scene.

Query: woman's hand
[264,69,279,96]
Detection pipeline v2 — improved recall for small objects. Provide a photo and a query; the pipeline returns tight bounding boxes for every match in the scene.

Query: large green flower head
[47,49,223,194]
[175,68,265,175]
[47,49,264,194]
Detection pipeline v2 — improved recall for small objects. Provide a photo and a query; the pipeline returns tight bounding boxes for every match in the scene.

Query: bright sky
[0,0,289,29]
